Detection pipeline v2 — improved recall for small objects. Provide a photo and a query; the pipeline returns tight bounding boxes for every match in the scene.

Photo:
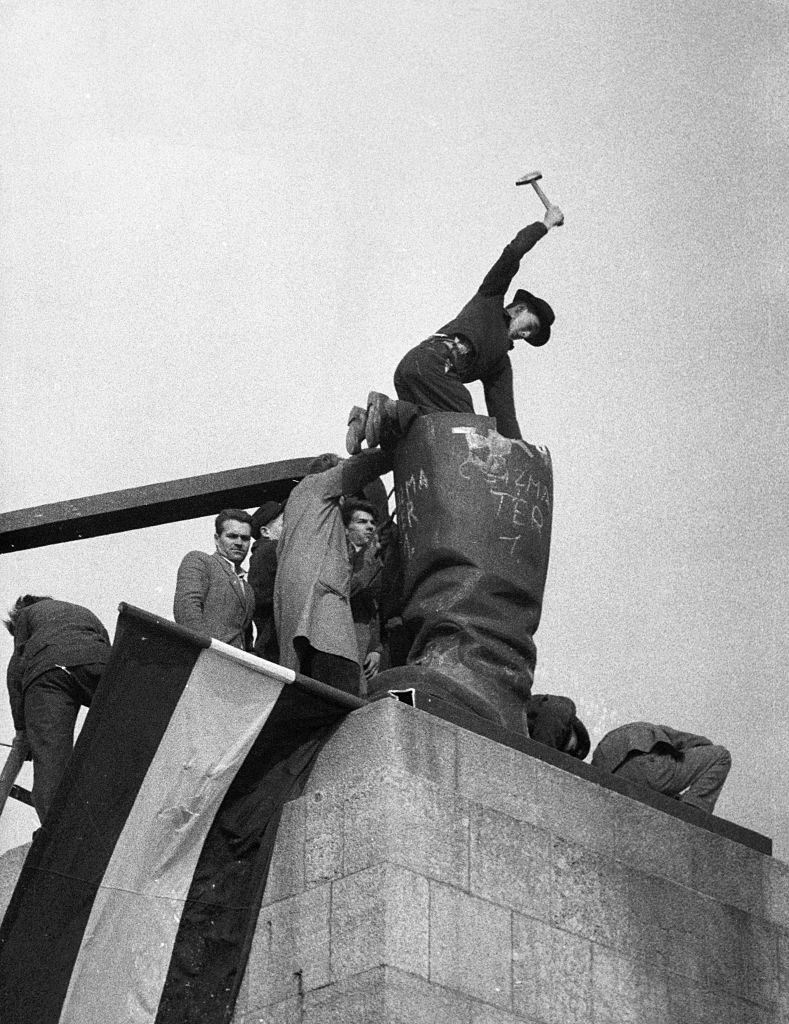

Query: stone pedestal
[233,698,788,1024]
[1,699,785,1023]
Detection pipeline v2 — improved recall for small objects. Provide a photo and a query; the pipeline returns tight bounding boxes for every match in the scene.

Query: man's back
[274,469,356,671]
[13,599,111,679]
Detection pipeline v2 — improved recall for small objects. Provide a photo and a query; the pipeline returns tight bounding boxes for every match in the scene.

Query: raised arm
[478,206,563,297]
[483,356,522,440]
[315,448,393,500]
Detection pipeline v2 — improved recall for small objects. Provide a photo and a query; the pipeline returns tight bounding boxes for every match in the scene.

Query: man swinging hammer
[347,175,564,451]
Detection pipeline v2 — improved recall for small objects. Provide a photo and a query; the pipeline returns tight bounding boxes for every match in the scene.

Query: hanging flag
[0,603,358,1024]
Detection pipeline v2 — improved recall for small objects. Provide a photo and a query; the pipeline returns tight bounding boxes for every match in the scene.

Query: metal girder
[0,456,318,553]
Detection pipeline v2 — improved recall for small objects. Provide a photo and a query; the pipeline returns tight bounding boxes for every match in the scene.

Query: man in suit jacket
[4,594,112,821]
[592,722,731,813]
[173,509,256,651]
[274,448,399,695]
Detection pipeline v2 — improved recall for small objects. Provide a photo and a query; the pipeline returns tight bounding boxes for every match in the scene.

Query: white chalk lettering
[525,473,541,498]
[489,490,510,517]
[512,497,530,527]
[499,535,522,556]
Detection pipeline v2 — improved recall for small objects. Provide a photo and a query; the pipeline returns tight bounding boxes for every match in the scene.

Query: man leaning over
[5,594,112,821]
[347,202,564,451]
[592,722,731,813]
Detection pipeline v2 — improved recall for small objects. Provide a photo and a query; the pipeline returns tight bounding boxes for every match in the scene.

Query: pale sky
[1,1,787,857]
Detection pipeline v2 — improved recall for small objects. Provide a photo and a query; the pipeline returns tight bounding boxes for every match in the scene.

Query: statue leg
[369,413,553,735]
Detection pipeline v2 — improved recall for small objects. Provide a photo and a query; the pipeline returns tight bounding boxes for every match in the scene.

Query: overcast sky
[1,1,787,857]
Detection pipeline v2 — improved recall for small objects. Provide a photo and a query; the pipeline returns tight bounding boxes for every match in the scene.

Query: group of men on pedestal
[4,199,730,823]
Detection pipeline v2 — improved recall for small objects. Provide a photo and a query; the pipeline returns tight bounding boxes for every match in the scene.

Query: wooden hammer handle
[530,180,552,210]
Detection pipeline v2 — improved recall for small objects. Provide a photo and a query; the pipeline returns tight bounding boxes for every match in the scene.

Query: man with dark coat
[592,722,731,813]
[347,203,564,452]
[248,501,284,662]
[4,594,112,821]
[173,508,256,651]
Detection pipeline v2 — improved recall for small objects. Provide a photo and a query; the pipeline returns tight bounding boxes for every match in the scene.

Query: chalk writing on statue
[396,424,551,566]
[399,473,419,529]
[517,470,551,507]
[396,465,430,563]
[455,427,512,481]
[448,427,553,559]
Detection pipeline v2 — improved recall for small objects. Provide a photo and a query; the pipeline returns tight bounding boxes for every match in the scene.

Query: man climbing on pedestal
[4,595,112,822]
[346,200,564,453]
[340,183,564,732]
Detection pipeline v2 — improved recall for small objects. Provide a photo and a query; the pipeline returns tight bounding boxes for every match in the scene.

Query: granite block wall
[233,698,789,1024]
[0,697,785,1022]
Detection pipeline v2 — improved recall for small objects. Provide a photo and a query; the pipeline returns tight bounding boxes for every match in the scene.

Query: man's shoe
[365,391,393,449]
[345,406,368,455]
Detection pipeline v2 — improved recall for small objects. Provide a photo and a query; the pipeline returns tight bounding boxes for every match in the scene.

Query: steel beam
[0,456,318,553]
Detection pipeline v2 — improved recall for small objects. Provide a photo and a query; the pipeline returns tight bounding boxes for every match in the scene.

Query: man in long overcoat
[274,449,397,694]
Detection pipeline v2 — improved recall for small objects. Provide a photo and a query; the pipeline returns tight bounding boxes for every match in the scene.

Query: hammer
[516,170,553,210]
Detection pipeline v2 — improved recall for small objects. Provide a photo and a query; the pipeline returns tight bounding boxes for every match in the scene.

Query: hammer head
[516,170,542,186]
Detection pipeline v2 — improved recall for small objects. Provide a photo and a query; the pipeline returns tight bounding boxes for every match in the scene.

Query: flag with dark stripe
[0,603,358,1024]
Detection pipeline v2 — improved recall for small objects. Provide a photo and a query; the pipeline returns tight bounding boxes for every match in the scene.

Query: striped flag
[0,604,358,1024]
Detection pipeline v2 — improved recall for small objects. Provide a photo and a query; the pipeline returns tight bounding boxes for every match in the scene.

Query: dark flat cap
[251,501,284,539]
[527,694,590,760]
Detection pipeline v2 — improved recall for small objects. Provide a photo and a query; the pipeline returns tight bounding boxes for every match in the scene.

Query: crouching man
[4,594,112,821]
[592,722,731,813]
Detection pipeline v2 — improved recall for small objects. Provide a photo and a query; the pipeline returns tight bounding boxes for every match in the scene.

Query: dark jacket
[437,221,548,439]
[6,599,112,730]
[248,537,279,662]
[349,545,383,662]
